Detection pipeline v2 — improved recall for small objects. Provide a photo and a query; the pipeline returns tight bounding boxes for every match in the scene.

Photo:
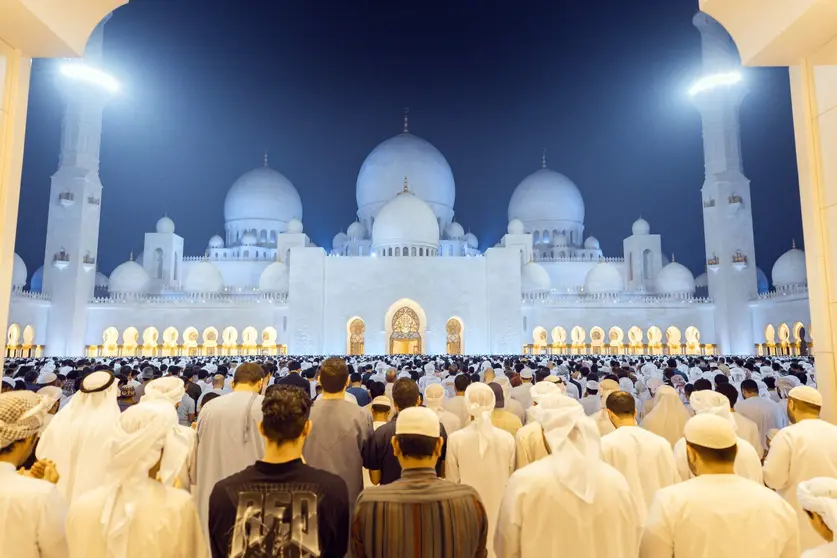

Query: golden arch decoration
[551,326,567,344]
[202,327,219,346]
[262,327,277,347]
[103,327,119,346]
[608,327,624,345]
[222,326,238,346]
[628,326,643,345]
[390,307,421,354]
[122,327,139,347]
[21,325,34,346]
[142,327,159,346]
[183,327,199,346]
[446,317,463,355]
[778,323,791,343]
[793,322,805,342]
[571,326,586,345]
[7,324,20,346]
[348,318,365,355]
[685,326,701,344]
[666,326,682,345]
[764,324,776,344]
[162,327,179,346]
[647,326,663,345]
[242,326,258,346]
[532,326,548,345]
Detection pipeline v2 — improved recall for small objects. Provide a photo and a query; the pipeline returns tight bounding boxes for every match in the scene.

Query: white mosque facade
[5,14,812,359]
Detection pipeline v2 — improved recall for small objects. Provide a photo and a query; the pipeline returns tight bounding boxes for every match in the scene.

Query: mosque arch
[183,327,199,347]
[647,326,663,354]
[242,326,258,347]
[7,323,20,347]
[589,326,605,354]
[764,324,776,344]
[262,327,277,349]
[122,327,139,347]
[685,326,701,354]
[570,326,587,354]
[642,249,653,281]
[142,326,159,348]
[446,317,464,355]
[532,326,548,346]
[551,326,567,345]
[202,327,219,356]
[385,299,427,355]
[628,326,643,346]
[793,321,805,342]
[347,317,365,355]
[222,326,238,347]
[666,326,682,354]
[153,248,164,279]
[103,327,119,346]
[778,323,791,343]
[608,327,624,354]
[21,325,33,348]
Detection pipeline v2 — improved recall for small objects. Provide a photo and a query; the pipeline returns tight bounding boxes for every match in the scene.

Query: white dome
[508,168,585,226]
[551,233,568,247]
[240,232,257,246]
[446,221,465,240]
[632,218,651,236]
[507,219,525,235]
[357,133,455,219]
[772,246,807,287]
[372,188,440,250]
[521,262,551,293]
[208,235,224,249]
[332,232,348,250]
[224,165,303,225]
[584,262,624,294]
[695,272,708,288]
[95,271,109,288]
[286,218,303,234]
[464,232,479,249]
[258,261,289,292]
[346,221,366,240]
[156,215,175,234]
[184,261,224,293]
[583,236,600,250]
[12,253,27,289]
[109,260,150,294]
[655,262,696,294]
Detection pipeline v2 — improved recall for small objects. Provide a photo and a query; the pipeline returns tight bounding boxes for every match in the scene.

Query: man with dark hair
[601,391,678,520]
[443,373,471,427]
[692,378,712,392]
[210,386,349,558]
[195,362,266,536]
[303,357,372,510]
[641,414,798,557]
[347,372,370,406]
[276,360,310,392]
[735,378,785,455]
[715,383,763,458]
[363,378,448,485]
[352,407,487,558]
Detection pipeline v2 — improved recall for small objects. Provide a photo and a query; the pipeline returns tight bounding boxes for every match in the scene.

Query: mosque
[5,14,811,359]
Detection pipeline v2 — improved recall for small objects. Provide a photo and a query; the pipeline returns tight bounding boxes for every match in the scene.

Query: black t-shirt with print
[209,459,349,558]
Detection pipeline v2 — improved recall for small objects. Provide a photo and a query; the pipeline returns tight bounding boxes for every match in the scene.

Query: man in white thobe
[0,391,68,558]
[447,383,515,558]
[495,392,641,558]
[640,413,799,558]
[443,374,471,427]
[797,477,837,557]
[641,385,691,447]
[515,382,560,469]
[579,380,601,416]
[735,379,786,455]
[424,383,462,434]
[764,386,837,551]
[591,379,619,436]
[510,368,534,409]
[601,391,679,522]
[66,401,208,558]
[36,370,121,504]
[716,382,764,459]
[672,391,763,484]
[194,363,266,537]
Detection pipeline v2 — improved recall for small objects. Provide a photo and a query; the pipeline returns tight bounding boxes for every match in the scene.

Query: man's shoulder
[358,476,480,503]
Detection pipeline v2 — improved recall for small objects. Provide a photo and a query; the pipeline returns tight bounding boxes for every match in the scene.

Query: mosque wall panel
[750,298,811,345]
[485,248,524,354]
[287,248,326,354]
[7,298,48,345]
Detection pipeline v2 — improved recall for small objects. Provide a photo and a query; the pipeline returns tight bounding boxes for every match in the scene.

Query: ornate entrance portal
[390,307,421,354]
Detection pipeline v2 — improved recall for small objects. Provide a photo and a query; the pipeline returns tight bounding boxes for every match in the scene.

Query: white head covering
[465,382,496,458]
[777,375,801,399]
[99,401,182,558]
[139,376,185,406]
[424,383,445,411]
[618,377,635,395]
[689,390,736,430]
[530,393,601,504]
[641,385,691,447]
[36,370,121,503]
[598,379,620,406]
[137,377,194,487]
[494,375,513,401]
[530,381,559,404]
[798,477,837,532]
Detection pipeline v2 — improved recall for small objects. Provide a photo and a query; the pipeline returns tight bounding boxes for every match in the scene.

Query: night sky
[16,0,802,279]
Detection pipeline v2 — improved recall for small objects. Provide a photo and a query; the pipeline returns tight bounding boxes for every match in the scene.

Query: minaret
[42,17,115,356]
[692,12,757,354]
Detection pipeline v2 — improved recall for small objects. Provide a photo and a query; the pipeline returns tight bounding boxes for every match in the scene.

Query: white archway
[384,298,427,355]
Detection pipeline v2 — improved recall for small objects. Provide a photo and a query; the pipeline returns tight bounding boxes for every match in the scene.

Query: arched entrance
[446,317,463,354]
[390,307,421,354]
[347,318,365,355]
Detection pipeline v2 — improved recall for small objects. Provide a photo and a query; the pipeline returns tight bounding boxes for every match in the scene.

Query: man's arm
[350,500,370,558]
[638,495,674,558]
[362,430,382,485]
[321,478,350,558]
[762,432,791,490]
[494,479,521,558]
[38,488,69,558]
[207,484,234,558]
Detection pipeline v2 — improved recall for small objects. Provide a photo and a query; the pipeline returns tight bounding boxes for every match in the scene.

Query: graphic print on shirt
[228,481,319,558]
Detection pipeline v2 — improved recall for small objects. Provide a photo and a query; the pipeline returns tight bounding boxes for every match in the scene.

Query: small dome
[258,261,289,292]
[156,215,175,234]
[655,262,696,295]
[95,271,109,289]
[346,221,366,240]
[208,235,224,249]
[332,232,348,250]
[584,262,624,295]
[551,233,568,247]
[241,232,257,246]
[464,232,479,249]
[772,245,807,288]
[109,260,150,294]
[632,218,651,236]
[521,262,551,293]
[184,261,224,293]
[224,165,303,225]
[446,221,464,240]
[30,266,44,293]
[507,219,525,235]
[286,218,304,234]
[508,168,585,226]
[12,254,27,289]
[372,187,440,250]
[583,236,600,250]
[695,272,708,288]
[757,267,769,294]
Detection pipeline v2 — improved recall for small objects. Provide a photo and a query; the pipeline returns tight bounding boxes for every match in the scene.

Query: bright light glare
[688,71,742,97]
[60,63,120,93]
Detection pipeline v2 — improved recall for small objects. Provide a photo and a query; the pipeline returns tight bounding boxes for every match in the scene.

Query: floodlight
[688,71,742,97]
[60,63,120,93]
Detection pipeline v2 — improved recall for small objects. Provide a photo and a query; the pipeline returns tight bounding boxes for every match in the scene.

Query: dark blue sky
[16,0,802,278]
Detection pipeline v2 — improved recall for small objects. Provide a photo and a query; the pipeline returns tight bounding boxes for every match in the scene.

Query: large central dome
[356,133,455,226]
[508,166,586,245]
[224,164,302,225]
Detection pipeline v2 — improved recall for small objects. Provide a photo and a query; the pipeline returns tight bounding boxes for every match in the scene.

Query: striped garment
[351,467,488,558]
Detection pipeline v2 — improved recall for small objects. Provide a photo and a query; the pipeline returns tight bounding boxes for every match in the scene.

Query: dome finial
[542,148,547,169]
[671,253,676,262]
[792,238,796,249]
[402,176,410,193]
[129,251,134,261]
[403,107,410,134]
[263,150,269,167]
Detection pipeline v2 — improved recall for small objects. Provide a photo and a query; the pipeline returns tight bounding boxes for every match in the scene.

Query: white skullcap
[37,371,57,385]
[530,381,559,404]
[371,396,391,408]
[520,368,534,379]
[798,477,837,532]
[586,380,598,391]
[140,376,186,407]
[465,383,496,457]
[396,406,441,438]
[684,413,736,449]
[397,371,412,379]
[789,385,822,407]
[424,383,445,410]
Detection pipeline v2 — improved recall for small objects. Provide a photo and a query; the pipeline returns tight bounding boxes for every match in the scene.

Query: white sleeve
[763,431,791,491]
[179,497,210,558]
[494,476,523,558]
[672,439,690,482]
[446,437,461,483]
[38,488,69,558]
[639,494,674,558]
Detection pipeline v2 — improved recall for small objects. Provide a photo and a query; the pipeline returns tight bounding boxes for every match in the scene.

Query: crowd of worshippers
[0,353,835,558]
